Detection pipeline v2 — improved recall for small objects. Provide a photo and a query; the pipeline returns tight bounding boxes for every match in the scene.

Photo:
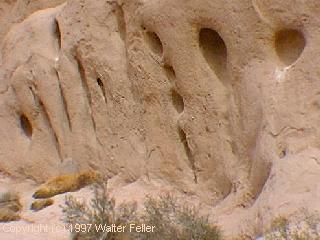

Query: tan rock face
[0,0,319,238]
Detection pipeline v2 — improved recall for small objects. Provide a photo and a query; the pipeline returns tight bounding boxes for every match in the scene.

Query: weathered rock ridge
[0,0,319,238]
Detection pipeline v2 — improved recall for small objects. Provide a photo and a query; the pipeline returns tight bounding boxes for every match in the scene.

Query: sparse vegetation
[137,193,221,240]
[61,179,222,240]
[0,208,21,222]
[264,210,320,240]
[31,198,54,211]
[0,190,19,203]
[61,178,136,240]
[0,190,21,222]
[33,171,100,199]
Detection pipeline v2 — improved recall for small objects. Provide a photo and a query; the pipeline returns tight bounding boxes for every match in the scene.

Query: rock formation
[0,0,319,238]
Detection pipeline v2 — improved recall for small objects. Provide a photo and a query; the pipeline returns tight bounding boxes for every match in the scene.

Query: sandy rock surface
[0,0,319,239]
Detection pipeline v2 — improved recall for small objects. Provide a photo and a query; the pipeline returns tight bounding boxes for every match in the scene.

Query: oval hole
[97,77,107,102]
[20,114,33,138]
[163,65,176,83]
[199,28,228,81]
[97,77,104,88]
[275,29,306,66]
[145,30,163,55]
[178,127,197,183]
[178,127,192,161]
[171,89,184,113]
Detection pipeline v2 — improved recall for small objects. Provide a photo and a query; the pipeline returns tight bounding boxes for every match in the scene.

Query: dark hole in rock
[97,77,107,103]
[145,30,163,55]
[199,28,228,81]
[178,127,197,183]
[279,149,287,158]
[163,65,176,83]
[20,114,32,138]
[55,19,61,49]
[97,78,104,88]
[171,88,184,113]
[275,29,306,66]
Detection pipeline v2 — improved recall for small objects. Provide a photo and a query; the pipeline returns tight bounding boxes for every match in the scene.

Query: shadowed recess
[20,114,32,138]
[97,78,103,88]
[178,127,197,183]
[144,29,163,55]
[163,65,176,83]
[199,28,227,81]
[97,77,107,103]
[38,99,63,161]
[171,88,184,113]
[55,19,61,49]
[114,3,126,41]
[275,29,306,66]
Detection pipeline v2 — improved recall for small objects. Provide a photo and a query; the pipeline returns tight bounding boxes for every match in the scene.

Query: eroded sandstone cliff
[0,0,319,238]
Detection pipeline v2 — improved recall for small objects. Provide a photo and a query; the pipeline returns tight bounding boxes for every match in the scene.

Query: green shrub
[61,179,136,240]
[136,193,221,240]
[61,181,222,240]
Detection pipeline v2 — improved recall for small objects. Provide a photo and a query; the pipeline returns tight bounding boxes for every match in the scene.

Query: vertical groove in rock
[171,88,184,114]
[178,127,197,184]
[38,99,63,162]
[29,84,63,162]
[96,76,107,106]
[163,63,197,183]
[20,113,33,138]
[54,19,62,49]
[75,56,97,133]
[55,69,72,131]
[163,65,176,84]
[114,3,126,42]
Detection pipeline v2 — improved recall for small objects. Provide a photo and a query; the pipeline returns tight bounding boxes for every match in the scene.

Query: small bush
[136,193,221,240]
[61,179,136,240]
[265,216,290,240]
[264,210,320,240]
[0,190,19,203]
[33,171,100,199]
[0,190,21,222]
[0,209,21,222]
[61,180,222,240]
[31,199,54,211]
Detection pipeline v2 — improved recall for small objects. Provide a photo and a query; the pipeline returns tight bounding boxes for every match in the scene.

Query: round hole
[275,29,306,66]
[279,149,287,159]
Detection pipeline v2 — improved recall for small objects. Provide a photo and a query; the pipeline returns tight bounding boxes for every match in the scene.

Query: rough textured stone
[0,0,319,239]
